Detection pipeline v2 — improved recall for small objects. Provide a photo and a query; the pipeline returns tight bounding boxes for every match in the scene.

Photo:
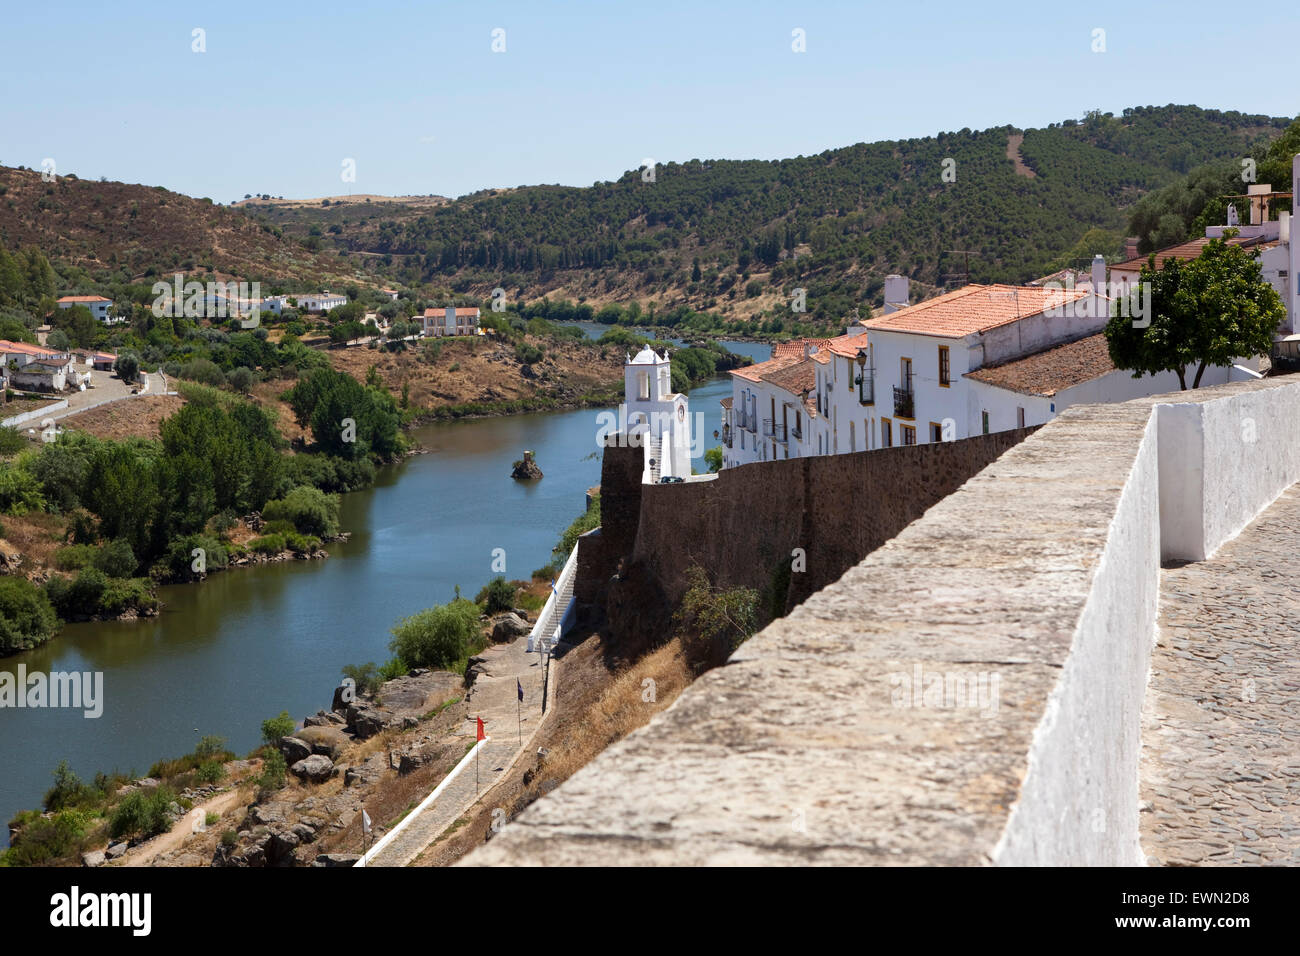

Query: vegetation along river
[0,340,771,838]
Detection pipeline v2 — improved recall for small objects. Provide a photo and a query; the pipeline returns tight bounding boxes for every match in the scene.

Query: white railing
[528,540,580,654]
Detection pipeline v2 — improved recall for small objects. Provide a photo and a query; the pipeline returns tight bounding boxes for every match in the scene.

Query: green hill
[242,105,1291,322]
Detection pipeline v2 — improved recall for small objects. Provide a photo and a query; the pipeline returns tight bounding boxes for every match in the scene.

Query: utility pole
[943,250,980,286]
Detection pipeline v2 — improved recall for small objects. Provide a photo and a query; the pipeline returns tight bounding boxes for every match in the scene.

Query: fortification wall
[467,374,1300,867]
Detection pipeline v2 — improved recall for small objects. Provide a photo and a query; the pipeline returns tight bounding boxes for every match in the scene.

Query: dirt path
[1006,133,1036,178]
[118,786,250,867]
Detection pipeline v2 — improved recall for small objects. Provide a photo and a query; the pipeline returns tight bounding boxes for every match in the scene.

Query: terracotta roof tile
[1110,235,1264,273]
[964,333,1115,396]
[862,284,1093,338]
[57,295,111,303]
[761,358,816,398]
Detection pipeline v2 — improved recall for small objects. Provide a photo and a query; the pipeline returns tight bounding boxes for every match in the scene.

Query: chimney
[883,274,910,314]
[1090,254,1107,320]
[1123,237,1140,260]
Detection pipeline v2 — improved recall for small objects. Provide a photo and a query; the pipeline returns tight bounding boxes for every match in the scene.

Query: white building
[56,295,114,323]
[625,346,692,483]
[421,306,481,336]
[292,292,348,313]
[724,340,827,469]
[0,340,76,392]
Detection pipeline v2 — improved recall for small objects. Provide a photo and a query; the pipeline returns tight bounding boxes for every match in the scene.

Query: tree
[389,599,481,670]
[260,711,296,747]
[114,350,141,384]
[1105,234,1286,390]
[0,576,59,654]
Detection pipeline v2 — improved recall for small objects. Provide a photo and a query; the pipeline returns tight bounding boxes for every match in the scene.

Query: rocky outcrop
[279,736,313,764]
[490,612,531,644]
[511,450,543,480]
[290,755,336,784]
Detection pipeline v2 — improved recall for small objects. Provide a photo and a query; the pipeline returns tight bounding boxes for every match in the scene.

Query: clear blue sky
[2,0,1295,202]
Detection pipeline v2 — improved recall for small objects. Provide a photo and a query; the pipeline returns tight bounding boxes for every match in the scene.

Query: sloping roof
[719,396,733,409]
[730,352,802,383]
[57,295,111,303]
[964,333,1115,397]
[423,307,481,317]
[772,338,833,359]
[762,358,816,399]
[0,340,68,359]
[862,284,1093,338]
[1110,235,1266,273]
[822,332,870,358]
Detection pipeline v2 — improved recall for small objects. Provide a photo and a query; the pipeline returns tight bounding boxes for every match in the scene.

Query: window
[901,424,916,446]
[900,357,912,391]
[1017,407,1025,428]
[981,410,989,435]
[638,372,649,400]
[881,418,893,448]
[938,346,950,387]
[929,422,943,443]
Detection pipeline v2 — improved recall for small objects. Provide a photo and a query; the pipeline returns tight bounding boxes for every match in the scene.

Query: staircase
[647,435,662,483]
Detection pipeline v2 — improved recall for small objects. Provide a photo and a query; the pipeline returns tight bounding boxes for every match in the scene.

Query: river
[0,339,770,839]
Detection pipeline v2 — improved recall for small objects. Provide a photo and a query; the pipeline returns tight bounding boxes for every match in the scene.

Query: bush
[475,576,516,615]
[260,710,296,747]
[109,785,177,840]
[0,426,26,456]
[53,543,97,571]
[220,829,238,847]
[341,662,381,697]
[256,751,286,796]
[514,342,544,365]
[0,463,45,515]
[43,760,91,813]
[92,538,137,578]
[195,735,228,759]
[196,761,225,785]
[0,576,59,653]
[96,577,154,616]
[114,351,141,384]
[389,599,481,671]
[249,533,286,555]
[1,809,91,866]
[261,485,340,538]
[226,366,254,393]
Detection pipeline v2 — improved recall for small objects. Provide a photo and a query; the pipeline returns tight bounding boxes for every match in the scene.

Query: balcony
[893,385,914,419]
[764,419,788,443]
[722,424,733,448]
[858,376,874,406]
[790,423,802,441]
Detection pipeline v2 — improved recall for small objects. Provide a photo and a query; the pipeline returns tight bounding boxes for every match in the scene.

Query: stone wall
[591,428,1035,634]
[465,374,1300,867]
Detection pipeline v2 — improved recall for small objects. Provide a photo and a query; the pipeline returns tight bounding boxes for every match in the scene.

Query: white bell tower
[625,346,691,483]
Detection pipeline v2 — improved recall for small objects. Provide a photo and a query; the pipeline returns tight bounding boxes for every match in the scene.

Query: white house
[725,340,828,469]
[421,306,481,336]
[0,340,76,392]
[56,295,114,323]
[625,346,692,483]
[293,292,348,313]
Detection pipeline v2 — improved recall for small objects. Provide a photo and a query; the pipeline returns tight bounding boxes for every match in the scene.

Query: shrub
[284,532,321,554]
[55,567,109,617]
[53,543,97,571]
[260,710,296,747]
[226,366,254,393]
[389,599,481,671]
[256,751,286,796]
[1,809,91,865]
[0,426,27,456]
[475,576,516,615]
[341,662,381,697]
[92,538,137,578]
[514,342,544,365]
[195,735,228,759]
[42,761,91,813]
[0,576,59,653]
[196,762,225,785]
[261,485,340,538]
[671,565,759,655]
[109,786,177,840]
[0,463,45,515]
[249,533,287,555]
[220,829,238,847]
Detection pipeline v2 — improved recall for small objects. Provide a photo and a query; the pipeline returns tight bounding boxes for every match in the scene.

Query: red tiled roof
[822,332,870,358]
[771,338,833,359]
[719,396,733,408]
[57,295,111,303]
[963,333,1115,396]
[1110,235,1266,273]
[0,340,68,359]
[863,284,1094,339]
[423,307,481,317]
[762,358,816,399]
[730,352,802,383]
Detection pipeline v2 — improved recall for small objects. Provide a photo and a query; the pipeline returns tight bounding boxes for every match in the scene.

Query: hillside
[0,166,347,285]
[240,105,1292,321]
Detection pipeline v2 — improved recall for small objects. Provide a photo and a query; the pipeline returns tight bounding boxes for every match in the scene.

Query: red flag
[476,716,486,742]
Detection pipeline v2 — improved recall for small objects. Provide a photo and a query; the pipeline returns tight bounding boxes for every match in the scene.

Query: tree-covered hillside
[245,105,1290,322]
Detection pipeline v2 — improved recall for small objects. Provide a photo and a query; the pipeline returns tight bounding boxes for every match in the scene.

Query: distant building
[421,306,480,337]
[0,340,76,392]
[56,295,115,323]
[292,292,348,313]
[381,288,400,301]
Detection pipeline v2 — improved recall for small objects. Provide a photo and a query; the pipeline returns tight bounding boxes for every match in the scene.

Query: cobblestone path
[1140,484,1300,866]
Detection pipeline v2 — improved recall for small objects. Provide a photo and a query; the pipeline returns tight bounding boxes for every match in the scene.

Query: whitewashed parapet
[464,373,1300,867]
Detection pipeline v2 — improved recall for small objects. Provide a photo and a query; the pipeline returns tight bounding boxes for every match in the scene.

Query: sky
[1,0,1296,203]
